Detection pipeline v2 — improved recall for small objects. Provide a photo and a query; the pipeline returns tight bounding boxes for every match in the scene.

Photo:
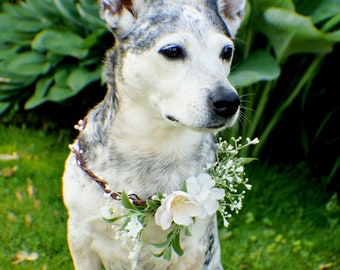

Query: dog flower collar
[70,121,259,261]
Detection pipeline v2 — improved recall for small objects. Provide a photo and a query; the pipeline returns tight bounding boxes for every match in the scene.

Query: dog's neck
[78,90,216,197]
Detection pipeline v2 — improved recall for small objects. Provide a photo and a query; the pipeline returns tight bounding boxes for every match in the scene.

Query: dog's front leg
[67,219,102,270]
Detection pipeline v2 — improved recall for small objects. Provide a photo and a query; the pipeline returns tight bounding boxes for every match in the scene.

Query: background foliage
[0,0,112,113]
[0,0,339,182]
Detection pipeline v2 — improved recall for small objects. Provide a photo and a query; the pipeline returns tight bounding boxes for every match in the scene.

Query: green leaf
[4,51,50,76]
[163,247,172,261]
[172,231,184,257]
[0,29,33,45]
[0,45,18,60]
[83,29,108,48]
[53,0,82,26]
[0,101,12,114]
[24,77,54,109]
[67,66,101,93]
[25,0,60,20]
[152,238,172,249]
[327,29,340,43]
[102,215,124,223]
[263,8,333,58]
[121,191,137,210]
[296,0,340,24]
[32,28,88,59]
[145,199,160,211]
[230,50,280,87]
[46,84,74,102]
[42,69,77,102]
[76,3,105,29]
[46,52,65,68]
[0,69,35,85]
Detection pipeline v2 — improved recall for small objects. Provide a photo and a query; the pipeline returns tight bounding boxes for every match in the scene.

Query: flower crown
[70,120,259,263]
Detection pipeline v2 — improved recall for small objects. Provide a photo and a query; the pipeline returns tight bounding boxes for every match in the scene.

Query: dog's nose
[210,89,240,117]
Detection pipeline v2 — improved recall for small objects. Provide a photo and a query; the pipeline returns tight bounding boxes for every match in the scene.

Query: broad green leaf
[83,29,108,48]
[25,0,60,20]
[0,14,19,30]
[53,0,82,26]
[252,0,295,17]
[4,51,50,76]
[45,84,74,102]
[0,29,33,44]
[0,89,17,100]
[25,77,54,109]
[1,2,36,18]
[32,29,88,59]
[296,0,340,24]
[263,8,333,58]
[0,101,12,114]
[67,66,101,94]
[229,50,280,87]
[46,52,65,68]
[0,14,51,33]
[0,45,18,60]
[43,69,81,102]
[0,69,35,89]
[327,30,340,43]
[76,3,105,29]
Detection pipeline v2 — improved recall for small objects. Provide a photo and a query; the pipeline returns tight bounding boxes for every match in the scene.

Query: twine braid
[72,142,147,207]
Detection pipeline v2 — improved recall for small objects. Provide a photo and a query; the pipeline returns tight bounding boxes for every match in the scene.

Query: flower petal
[186,176,201,195]
[155,205,172,230]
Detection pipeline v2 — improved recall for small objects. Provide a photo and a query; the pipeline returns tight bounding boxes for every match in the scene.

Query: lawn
[0,125,339,269]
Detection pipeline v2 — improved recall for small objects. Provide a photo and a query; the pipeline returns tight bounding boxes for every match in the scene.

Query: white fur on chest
[63,148,220,270]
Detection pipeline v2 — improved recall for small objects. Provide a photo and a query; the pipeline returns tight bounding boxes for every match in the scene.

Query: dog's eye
[159,45,185,59]
[221,45,234,62]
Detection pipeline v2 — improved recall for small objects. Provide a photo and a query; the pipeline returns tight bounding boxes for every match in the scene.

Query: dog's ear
[99,0,146,38]
[217,0,246,38]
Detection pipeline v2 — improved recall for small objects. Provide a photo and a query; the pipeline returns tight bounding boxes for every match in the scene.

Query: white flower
[126,216,143,238]
[246,137,259,145]
[155,191,202,230]
[186,173,225,219]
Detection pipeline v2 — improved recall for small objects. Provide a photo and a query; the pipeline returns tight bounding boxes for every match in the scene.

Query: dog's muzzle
[209,87,240,118]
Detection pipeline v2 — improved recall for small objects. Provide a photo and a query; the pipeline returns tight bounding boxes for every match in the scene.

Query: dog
[63,0,245,269]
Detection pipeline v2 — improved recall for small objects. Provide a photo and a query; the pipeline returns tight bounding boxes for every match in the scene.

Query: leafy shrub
[0,0,339,173]
[227,0,340,157]
[0,0,111,113]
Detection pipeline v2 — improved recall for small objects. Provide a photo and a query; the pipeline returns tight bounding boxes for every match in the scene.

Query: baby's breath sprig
[99,137,259,262]
[208,137,259,227]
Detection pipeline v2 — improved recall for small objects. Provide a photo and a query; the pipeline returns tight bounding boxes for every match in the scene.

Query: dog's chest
[95,140,215,198]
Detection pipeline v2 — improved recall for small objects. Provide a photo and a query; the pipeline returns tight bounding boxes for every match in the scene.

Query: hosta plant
[226,0,340,156]
[0,0,111,113]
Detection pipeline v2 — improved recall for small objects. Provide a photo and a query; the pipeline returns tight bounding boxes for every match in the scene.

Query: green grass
[220,163,340,269]
[1,125,339,269]
[0,125,73,269]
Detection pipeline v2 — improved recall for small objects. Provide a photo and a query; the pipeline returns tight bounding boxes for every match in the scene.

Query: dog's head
[100,0,245,131]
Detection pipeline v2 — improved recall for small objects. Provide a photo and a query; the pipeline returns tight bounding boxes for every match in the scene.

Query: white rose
[155,191,203,230]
